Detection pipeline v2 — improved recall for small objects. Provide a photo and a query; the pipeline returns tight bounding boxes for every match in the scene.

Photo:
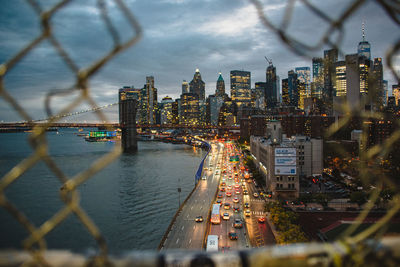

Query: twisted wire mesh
[0,0,399,265]
[0,0,141,265]
[249,0,400,251]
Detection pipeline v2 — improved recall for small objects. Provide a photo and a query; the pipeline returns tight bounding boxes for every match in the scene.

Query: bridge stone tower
[119,97,138,152]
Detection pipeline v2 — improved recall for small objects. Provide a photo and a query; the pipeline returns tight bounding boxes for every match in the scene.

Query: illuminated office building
[266,65,278,108]
[189,69,205,100]
[144,76,158,125]
[312,57,324,99]
[160,96,174,125]
[182,80,189,94]
[335,61,347,97]
[393,85,400,106]
[323,49,338,106]
[216,72,226,97]
[230,70,251,107]
[180,92,199,126]
[296,67,310,109]
[282,78,289,106]
[371,58,384,110]
[358,21,371,60]
[287,70,299,108]
[383,80,388,106]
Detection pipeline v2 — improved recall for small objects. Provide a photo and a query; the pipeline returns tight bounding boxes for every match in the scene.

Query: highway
[161,141,223,250]
[161,140,275,251]
[208,142,250,251]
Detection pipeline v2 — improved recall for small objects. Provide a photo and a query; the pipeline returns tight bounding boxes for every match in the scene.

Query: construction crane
[264,56,273,66]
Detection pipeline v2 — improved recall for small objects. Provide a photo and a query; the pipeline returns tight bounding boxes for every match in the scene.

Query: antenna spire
[362,20,366,41]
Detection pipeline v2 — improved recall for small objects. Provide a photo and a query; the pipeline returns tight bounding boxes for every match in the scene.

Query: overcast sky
[0,0,398,122]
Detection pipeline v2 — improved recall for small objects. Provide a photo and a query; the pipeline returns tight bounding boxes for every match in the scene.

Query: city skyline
[0,0,398,122]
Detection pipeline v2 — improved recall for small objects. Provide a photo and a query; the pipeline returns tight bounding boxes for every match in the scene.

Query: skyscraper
[145,76,157,124]
[282,78,289,106]
[230,70,251,107]
[266,64,278,108]
[383,80,388,106]
[255,82,267,109]
[312,57,324,99]
[392,85,400,106]
[182,80,189,94]
[180,92,199,126]
[358,21,371,60]
[288,70,299,107]
[323,48,338,105]
[160,96,174,125]
[189,69,205,100]
[345,54,361,107]
[371,57,383,110]
[295,67,311,110]
[216,72,225,97]
[335,61,347,97]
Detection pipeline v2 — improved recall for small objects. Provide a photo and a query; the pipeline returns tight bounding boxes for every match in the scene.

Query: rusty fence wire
[249,0,400,250]
[0,0,141,265]
[0,0,399,266]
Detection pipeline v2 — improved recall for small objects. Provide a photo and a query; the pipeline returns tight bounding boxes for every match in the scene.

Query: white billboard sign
[275,157,296,166]
[275,166,297,175]
[275,148,296,157]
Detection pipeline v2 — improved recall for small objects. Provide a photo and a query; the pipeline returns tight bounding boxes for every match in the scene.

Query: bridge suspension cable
[28,102,118,123]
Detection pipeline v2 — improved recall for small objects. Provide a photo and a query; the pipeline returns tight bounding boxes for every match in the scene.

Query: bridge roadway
[0,122,239,130]
[160,142,224,250]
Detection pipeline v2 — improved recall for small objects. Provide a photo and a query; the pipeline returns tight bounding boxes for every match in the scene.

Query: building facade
[189,69,205,101]
[231,70,251,107]
[250,122,323,200]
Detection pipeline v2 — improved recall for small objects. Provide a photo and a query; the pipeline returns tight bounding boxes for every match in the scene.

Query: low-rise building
[250,121,323,200]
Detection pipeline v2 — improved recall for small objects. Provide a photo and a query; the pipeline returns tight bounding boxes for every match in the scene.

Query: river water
[0,128,205,253]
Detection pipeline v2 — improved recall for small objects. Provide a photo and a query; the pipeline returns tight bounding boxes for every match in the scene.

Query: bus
[206,235,218,252]
[210,204,221,224]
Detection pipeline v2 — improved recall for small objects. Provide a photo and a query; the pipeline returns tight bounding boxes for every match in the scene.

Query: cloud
[0,0,398,122]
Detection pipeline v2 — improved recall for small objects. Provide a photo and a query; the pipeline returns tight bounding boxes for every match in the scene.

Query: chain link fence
[0,0,141,265]
[0,0,399,266]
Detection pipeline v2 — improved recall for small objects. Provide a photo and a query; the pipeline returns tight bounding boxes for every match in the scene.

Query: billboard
[275,166,296,175]
[275,157,296,166]
[275,148,296,157]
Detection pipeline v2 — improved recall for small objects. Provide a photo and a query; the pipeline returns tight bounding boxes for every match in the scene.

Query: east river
[0,128,205,253]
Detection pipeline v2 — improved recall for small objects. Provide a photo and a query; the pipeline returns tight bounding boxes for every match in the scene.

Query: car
[245,209,251,217]
[226,191,232,197]
[195,216,203,222]
[202,175,207,180]
[224,203,230,210]
[216,200,222,205]
[227,185,232,190]
[243,190,248,195]
[253,193,259,198]
[228,232,238,240]
[233,206,240,213]
[234,219,243,228]
[233,197,239,203]
[220,187,226,192]
[223,213,230,220]
[217,194,223,198]
[235,190,241,195]
[221,182,226,186]
[204,167,208,171]
[258,217,266,223]
[234,184,240,189]
[244,202,250,208]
